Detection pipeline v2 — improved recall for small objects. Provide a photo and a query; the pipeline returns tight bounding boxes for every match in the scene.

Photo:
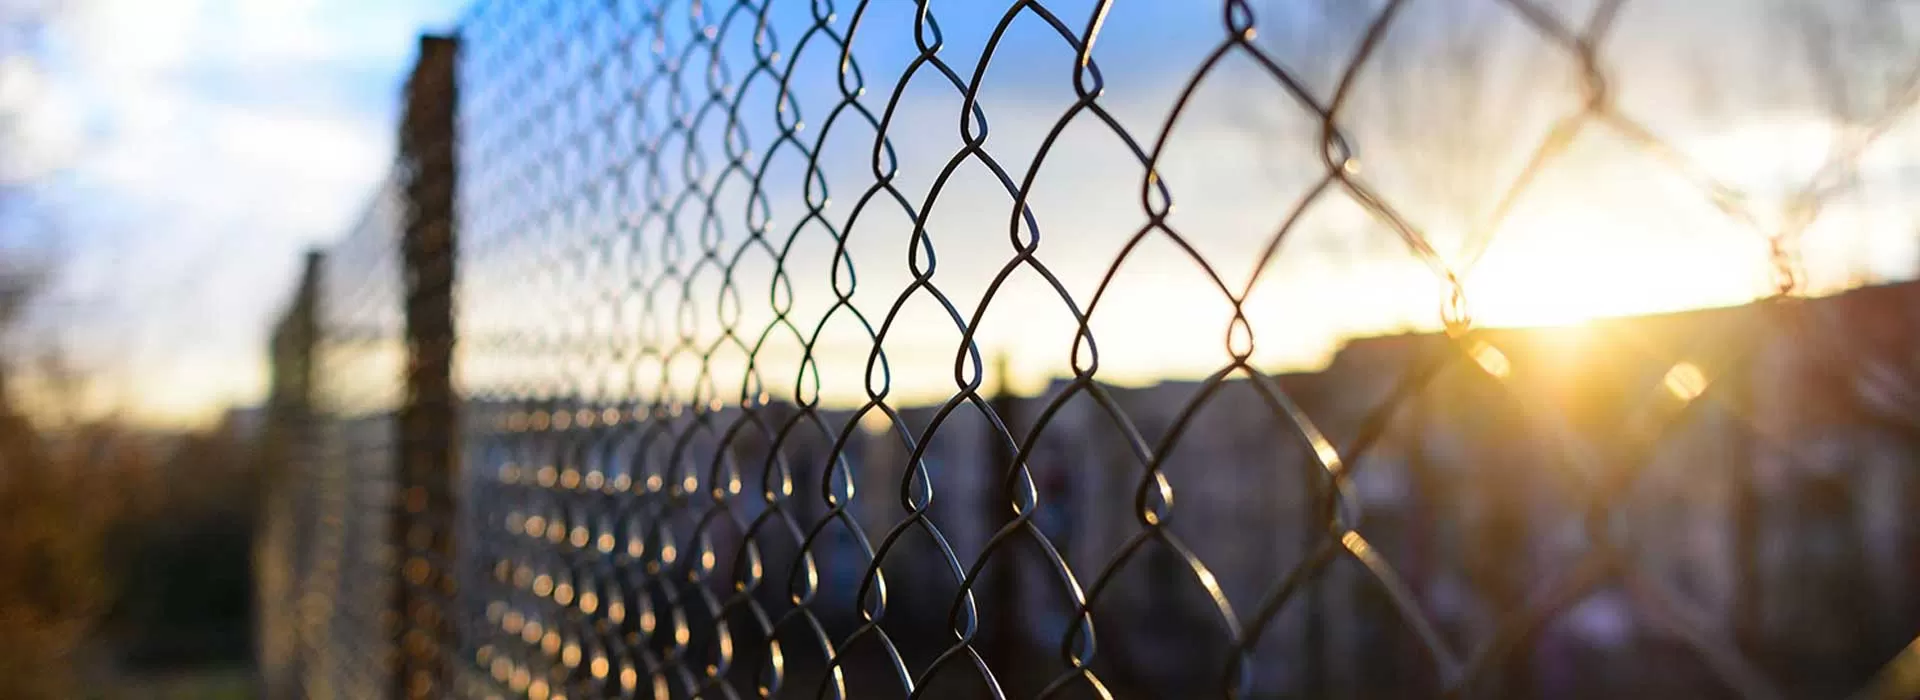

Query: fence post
[983,352,1021,688]
[258,250,325,700]
[394,33,460,700]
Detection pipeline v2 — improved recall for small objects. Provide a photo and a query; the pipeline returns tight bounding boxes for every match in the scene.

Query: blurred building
[960,279,1920,697]
[445,281,1920,698]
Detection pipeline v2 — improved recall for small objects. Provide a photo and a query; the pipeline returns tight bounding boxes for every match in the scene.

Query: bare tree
[0,0,74,413]
[0,4,135,698]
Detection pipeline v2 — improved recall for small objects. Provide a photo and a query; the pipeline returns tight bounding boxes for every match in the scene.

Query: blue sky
[17,0,466,423]
[13,0,1918,425]
[454,0,1920,414]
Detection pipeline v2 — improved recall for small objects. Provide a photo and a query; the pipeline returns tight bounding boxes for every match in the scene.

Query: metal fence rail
[261,1,1920,698]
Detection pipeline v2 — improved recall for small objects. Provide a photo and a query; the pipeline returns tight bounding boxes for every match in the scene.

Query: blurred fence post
[257,250,324,699]
[393,33,460,700]
[984,352,1021,687]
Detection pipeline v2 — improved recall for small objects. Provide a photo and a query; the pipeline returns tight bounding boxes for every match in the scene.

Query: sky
[453,0,1920,414]
[7,0,1919,427]
[9,0,466,425]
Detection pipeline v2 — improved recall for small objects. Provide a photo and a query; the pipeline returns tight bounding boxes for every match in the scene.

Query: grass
[92,667,252,700]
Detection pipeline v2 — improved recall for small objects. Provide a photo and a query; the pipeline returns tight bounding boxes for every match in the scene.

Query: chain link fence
[261,1,1920,698]
[259,36,459,700]
[258,176,408,699]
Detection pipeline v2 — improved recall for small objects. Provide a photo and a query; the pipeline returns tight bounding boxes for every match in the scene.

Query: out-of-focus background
[0,1,461,696]
[1,0,1918,698]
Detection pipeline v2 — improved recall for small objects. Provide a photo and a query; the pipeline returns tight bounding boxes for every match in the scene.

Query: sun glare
[1448,115,1858,331]
[1468,340,1512,379]
[1462,213,1770,330]
[1662,362,1709,402]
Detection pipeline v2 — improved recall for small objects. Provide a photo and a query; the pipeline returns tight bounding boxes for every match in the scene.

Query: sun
[1441,113,1867,331]
[1461,229,1773,329]
[1454,196,1779,330]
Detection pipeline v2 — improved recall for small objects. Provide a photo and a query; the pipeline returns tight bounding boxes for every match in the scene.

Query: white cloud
[26,0,463,426]
[63,0,210,86]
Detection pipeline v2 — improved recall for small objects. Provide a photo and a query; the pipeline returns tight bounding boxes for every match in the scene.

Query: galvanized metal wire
[262,1,1920,698]
[259,176,409,700]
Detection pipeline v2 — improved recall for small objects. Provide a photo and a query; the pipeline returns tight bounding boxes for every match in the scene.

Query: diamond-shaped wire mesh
[257,176,408,700]
[261,1,1920,698]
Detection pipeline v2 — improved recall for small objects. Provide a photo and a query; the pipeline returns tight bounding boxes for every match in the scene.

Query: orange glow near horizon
[93,115,1920,428]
